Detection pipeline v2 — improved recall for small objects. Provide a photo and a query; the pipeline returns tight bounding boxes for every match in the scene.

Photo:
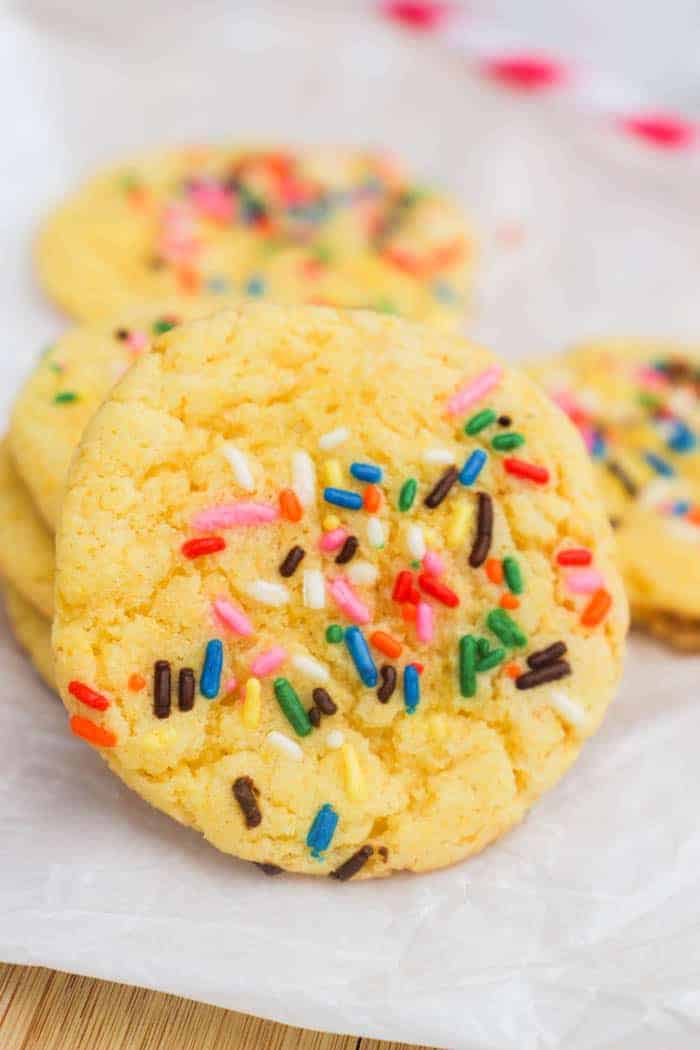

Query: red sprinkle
[392,570,414,603]
[418,574,459,607]
[381,1,451,32]
[181,536,226,559]
[504,457,550,485]
[410,662,425,674]
[620,114,696,150]
[68,680,111,711]
[401,602,417,622]
[556,548,593,567]
[483,54,567,92]
[70,715,117,748]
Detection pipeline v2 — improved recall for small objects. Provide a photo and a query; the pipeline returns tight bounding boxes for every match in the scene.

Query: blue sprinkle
[432,280,458,303]
[323,487,363,510]
[206,275,231,294]
[350,462,383,484]
[667,421,697,453]
[344,626,378,687]
[645,452,675,477]
[591,432,606,460]
[403,665,420,714]
[673,501,691,515]
[459,449,487,486]
[200,639,223,699]
[306,803,339,859]
[245,275,266,297]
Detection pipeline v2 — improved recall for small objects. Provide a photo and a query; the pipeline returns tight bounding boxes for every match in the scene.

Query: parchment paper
[2,5,700,1048]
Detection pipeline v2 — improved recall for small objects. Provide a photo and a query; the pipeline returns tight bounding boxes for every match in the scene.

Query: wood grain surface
[0,965,434,1050]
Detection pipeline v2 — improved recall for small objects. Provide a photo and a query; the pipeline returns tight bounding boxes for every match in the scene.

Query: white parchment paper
[2,5,700,1048]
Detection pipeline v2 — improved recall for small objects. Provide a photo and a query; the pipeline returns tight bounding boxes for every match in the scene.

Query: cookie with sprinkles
[0,440,54,617]
[3,582,54,690]
[53,304,626,878]
[36,145,472,328]
[527,340,700,649]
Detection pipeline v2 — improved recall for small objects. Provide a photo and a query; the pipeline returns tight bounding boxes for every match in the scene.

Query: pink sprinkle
[580,424,597,454]
[328,576,371,625]
[189,183,234,223]
[416,601,434,643]
[483,54,567,92]
[223,675,238,696]
[446,366,503,417]
[319,528,348,552]
[192,501,279,530]
[620,114,696,151]
[126,330,148,353]
[250,646,288,678]
[636,366,669,391]
[565,569,605,594]
[422,550,445,576]
[213,598,254,638]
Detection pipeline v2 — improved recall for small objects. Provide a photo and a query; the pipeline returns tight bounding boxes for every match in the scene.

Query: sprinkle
[128,673,146,691]
[341,743,366,801]
[499,593,520,610]
[303,569,326,609]
[475,647,505,672]
[487,608,526,647]
[565,568,604,594]
[200,640,224,699]
[504,457,549,484]
[645,451,675,477]
[306,804,339,858]
[459,635,477,697]
[69,715,117,748]
[403,664,420,713]
[153,661,171,719]
[325,624,344,644]
[606,460,638,497]
[445,500,469,548]
[246,580,289,606]
[273,678,312,736]
[446,365,503,417]
[221,443,255,491]
[339,620,376,689]
[416,601,435,643]
[68,680,111,712]
[549,689,586,727]
[308,706,321,728]
[423,447,455,465]
[459,449,487,486]
[292,654,329,683]
[406,524,426,559]
[326,730,345,749]
[232,776,261,828]
[516,661,571,690]
[242,678,262,729]
[250,646,288,678]
[465,408,497,435]
[319,426,350,450]
[323,514,341,531]
[330,845,374,881]
[54,391,78,404]
[371,631,403,659]
[377,664,398,702]
[492,433,525,451]
[329,576,371,624]
[422,550,445,576]
[178,669,195,711]
[418,574,459,607]
[279,488,303,522]
[350,462,383,484]
[424,465,459,509]
[667,421,696,453]
[504,661,522,679]
[367,517,385,548]
[502,556,523,594]
[192,501,278,530]
[324,487,363,510]
[398,478,417,511]
[469,492,493,568]
[335,535,359,564]
[213,597,254,637]
[347,560,378,585]
[392,571,414,602]
[363,485,383,513]
[581,588,612,627]
[323,459,343,487]
[312,687,337,715]
[182,536,226,559]
[401,602,417,622]
[223,675,238,696]
[527,641,567,670]
[485,557,503,584]
[556,547,592,566]
[292,451,316,507]
[499,415,512,426]
[267,730,303,761]
[320,528,348,552]
[279,545,306,577]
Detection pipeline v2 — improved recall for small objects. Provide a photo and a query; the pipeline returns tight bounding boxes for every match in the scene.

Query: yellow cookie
[37,145,472,328]
[0,439,54,617]
[528,341,700,648]
[3,582,54,690]
[53,304,626,880]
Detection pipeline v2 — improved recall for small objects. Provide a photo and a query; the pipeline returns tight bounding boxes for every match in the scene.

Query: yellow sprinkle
[447,500,470,548]
[323,513,341,531]
[341,743,366,801]
[323,459,343,487]
[243,677,261,729]
[142,726,177,752]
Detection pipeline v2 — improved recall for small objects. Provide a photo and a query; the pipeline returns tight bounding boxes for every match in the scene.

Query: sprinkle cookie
[0,440,54,617]
[3,583,54,690]
[528,341,700,649]
[36,145,472,328]
[53,304,626,878]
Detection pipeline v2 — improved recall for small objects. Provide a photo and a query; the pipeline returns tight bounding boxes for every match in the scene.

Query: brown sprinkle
[335,535,359,564]
[377,664,397,703]
[468,492,493,568]
[232,776,262,828]
[606,459,638,498]
[178,668,195,711]
[330,845,374,881]
[527,641,567,670]
[308,706,321,728]
[378,846,389,862]
[312,687,337,715]
[153,660,171,719]
[279,545,306,577]
[424,465,459,509]
[515,660,571,690]
[255,862,283,876]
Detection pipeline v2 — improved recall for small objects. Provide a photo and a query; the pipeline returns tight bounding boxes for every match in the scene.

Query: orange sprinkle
[499,593,520,610]
[401,602,417,622]
[363,485,383,513]
[128,673,146,692]
[370,631,403,659]
[279,488,303,522]
[485,558,503,585]
[127,187,151,210]
[687,508,700,526]
[581,588,612,627]
[70,715,117,749]
[504,662,522,679]
[176,266,201,294]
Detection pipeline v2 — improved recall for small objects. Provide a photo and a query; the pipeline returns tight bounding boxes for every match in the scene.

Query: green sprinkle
[464,409,497,435]
[325,624,344,644]
[476,637,490,658]
[273,678,312,737]
[491,432,525,451]
[475,648,506,673]
[119,173,141,192]
[152,318,177,335]
[313,244,333,265]
[54,391,78,404]
[49,362,64,374]
[459,635,477,698]
[638,392,660,410]
[398,478,417,512]
[375,298,398,315]
[502,556,523,594]
[410,559,421,570]
[487,609,527,648]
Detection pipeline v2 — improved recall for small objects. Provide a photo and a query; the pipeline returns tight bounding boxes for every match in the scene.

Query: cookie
[3,583,54,690]
[53,304,626,879]
[36,145,472,328]
[10,297,236,529]
[527,341,700,649]
[0,439,54,617]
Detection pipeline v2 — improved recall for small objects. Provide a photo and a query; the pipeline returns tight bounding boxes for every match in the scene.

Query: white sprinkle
[245,580,289,606]
[639,478,680,507]
[666,519,700,544]
[406,523,426,560]
[367,517,385,549]
[318,426,351,451]
[578,388,602,414]
[549,689,586,728]
[667,388,695,417]
[422,447,455,465]
[222,443,255,492]
[292,450,316,507]
[346,560,378,585]
[267,731,303,761]
[292,653,330,682]
[326,730,345,750]
[303,568,326,609]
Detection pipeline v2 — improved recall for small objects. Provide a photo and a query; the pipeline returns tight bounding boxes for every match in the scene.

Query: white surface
[2,5,700,1049]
